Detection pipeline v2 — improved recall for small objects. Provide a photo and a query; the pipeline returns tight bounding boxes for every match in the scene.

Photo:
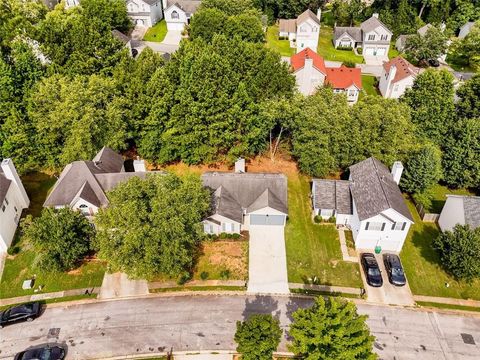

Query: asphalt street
[1,295,479,359]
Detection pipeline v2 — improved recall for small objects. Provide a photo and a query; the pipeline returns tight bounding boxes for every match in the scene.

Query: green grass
[266,25,295,56]
[445,53,475,72]
[0,172,106,299]
[290,288,360,299]
[151,285,246,293]
[143,20,168,42]
[426,184,477,214]
[360,75,379,99]
[416,301,480,313]
[285,173,362,287]
[317,26,364,64]
[400,199,480,300]
[0,250,106,298]
[388,46,400,59]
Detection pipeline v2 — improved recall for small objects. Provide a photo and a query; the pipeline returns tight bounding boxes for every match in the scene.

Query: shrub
[328,216,336,223]
[200,271,209,280]
[314,215,322,223]
[177,271,192,285]
[220,269,231,280]
[7,244,20,256]
[342,60,356,68]
[337,45,353,51]
[357,47,363,54]
[231,233,241,239]
[412,187,434,212]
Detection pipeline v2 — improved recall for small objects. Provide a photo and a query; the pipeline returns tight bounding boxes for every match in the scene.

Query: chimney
[235,158,245,173]
[316,8,322,22]
[1,159,30,208]
[372,13,379,19]
[391,161,404,185]
[301,56,314,95]
[133,157,147,172]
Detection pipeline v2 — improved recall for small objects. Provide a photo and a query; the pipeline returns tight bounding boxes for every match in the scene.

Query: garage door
[376,48,386,56]
[364,47,375,56]
[250,214,285,226]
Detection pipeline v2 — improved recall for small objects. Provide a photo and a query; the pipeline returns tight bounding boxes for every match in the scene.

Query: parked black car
[383,253,407,286]
[14,344,66,360]
[428,59,440,67]
[361,253,383,287]
[0,302,41,328]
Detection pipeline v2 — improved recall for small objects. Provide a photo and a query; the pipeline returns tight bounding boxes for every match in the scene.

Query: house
[201,161,288,235]
[126,0,164,27]
[395,34,408,52]
[290,48,362,102]
[312,158,414,252]
[162,0,201,31]
[438,195,480,232]
[64,0,80,9]
[112,30,134,56]
[459,21,475,39]
[279,9,321,53]
[333,14,392,60]
[44,147,151,216]
[379,56,419,99]
[0,159,30,253]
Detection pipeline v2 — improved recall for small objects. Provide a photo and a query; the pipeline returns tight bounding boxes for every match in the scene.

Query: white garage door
[166,21,185,31]
[376,48,386,56]
[364,47,375,56]
[250,214,285,226]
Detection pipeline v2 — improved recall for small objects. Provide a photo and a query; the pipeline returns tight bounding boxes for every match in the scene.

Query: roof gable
[361,16,392,35]
[325,65,362,90]
[296,9,319,26]
[290,48,327,74]
[383,56,419,83]
[313,179,352,215]
[247,188,288,214]
[166,0,201,14]
[0,169,12,206]
[463,196,480,229]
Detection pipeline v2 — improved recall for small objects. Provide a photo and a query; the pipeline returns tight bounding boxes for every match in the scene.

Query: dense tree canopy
[433,224,480,281]
[456,74,480,119]
[450,20,480,71]
[22,208,94,272]
[94,173,210,280]
[289,296,376,360]
[404,26,449,64]
[235,314,282,360]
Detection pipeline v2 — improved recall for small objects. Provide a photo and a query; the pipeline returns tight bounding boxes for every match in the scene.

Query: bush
[328,216,336,223]
[337,45,353,51]
[231,233,241,239]
[7,244,20,256]
[200,271,209,280]
[177,271,192,285]
[412,187,434,212]
[342,61,356,68]
[314,215,322,223]
[220,269,231,280]
[357,47,363,54]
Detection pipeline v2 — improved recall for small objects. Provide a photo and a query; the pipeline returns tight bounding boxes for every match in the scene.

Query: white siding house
[379,56,419,99]
[312,158,414,252]
[162,0,201,31]
[0,159,30,253]
[438,195,480,232]
[278,9,321,53]
[126,0,163,27]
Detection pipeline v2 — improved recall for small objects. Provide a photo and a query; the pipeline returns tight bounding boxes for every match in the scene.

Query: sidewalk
[289,282,362,296]
[0,287,98,307]
[337,229,358,262]
[414,295,480,308]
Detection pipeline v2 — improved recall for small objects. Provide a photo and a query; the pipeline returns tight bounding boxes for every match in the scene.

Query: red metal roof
[290,48,327,75]
[325,65,362,90]
[383,56,419,84]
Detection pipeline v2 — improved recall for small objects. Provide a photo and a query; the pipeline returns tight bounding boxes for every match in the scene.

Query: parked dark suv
[0,302,41,328]
[383,253,407,286]
[361,253,383,287]
[15,344,66,360]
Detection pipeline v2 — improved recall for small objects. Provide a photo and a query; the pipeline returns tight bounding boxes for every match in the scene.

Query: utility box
[22,278,35,290]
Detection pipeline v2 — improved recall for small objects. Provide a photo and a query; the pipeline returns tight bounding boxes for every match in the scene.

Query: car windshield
[368,268,380,276]
[392,267,404,276]
[22,348,52,360]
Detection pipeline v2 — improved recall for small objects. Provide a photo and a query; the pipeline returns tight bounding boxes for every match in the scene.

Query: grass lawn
[445,53,475,72]
[266,25,294,57]
[193,240,248,280]
[143,20,168,42]
[360,75,379,99]
[416,301,480,313]
[317,26,364,64]
[400,199,480,300]
[285,172,362,287]
[388,45,400,59]
[426,184,477,213]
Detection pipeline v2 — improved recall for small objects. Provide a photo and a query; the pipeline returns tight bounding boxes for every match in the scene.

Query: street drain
[47,328,60,339]
[460,333,475,345]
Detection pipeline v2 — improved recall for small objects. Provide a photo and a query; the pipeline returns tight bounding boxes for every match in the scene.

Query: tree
[404,26,448,64]
[235,314,282,360]
[456,74,480,119]
[400,143,442,194]
[94,173,210,280]
[80,0,132,32]
[433,224,480,281]
[27,74,129,170]
[451,21,480,71]
[402,69,455,144]
[288,296,376,360]
[189,8,228,42]
[201,0,256,15]
[442,118,480,188]
[22,208,94,272]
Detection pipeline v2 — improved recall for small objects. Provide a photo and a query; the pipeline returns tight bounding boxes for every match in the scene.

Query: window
[394,84,399,92]
[365,222,385,231]
[391,222,406,231]
[348,89,356,97]
[203,223,214,234]
[368,34,375,41]
[4,197,8,205]
[14,206,17,212]
[320,209,334,217]
[299,26,306,32]
[381,35,388,41]
[171,10,179,19]
[1,204,5,212]
[312,26,318,32]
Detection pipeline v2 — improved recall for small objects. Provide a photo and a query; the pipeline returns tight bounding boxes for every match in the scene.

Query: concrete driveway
[162,30,182,46]
[359,252,414,306]
[247,225,289,294]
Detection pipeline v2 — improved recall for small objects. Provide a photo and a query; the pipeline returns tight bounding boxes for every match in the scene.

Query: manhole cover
[47,328,60,339]
[461,333,475,345]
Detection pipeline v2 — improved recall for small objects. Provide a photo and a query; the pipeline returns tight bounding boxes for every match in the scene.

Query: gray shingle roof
[95,172,148,192]
[312,179,352,215]
[0,168,12,206]
[334,27,362,42]
[112,30,130,45]
[92,147,124,173]
[202,172,288,223]
[417,24,433,37]
[166,0,201,14]
[360,16,392,35]
[296,9,320,25]
[463,196,480,229]
[279,19,297,33]
[349,157,413,222]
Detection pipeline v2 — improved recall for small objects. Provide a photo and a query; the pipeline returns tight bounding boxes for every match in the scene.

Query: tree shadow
[242,295,279,320]
[410,226,441,267]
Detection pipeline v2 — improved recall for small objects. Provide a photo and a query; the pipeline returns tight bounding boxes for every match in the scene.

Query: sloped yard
[266,25,295,56]
[317,26,364,64]
[285,172,362,287]
[400,199,480,300]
